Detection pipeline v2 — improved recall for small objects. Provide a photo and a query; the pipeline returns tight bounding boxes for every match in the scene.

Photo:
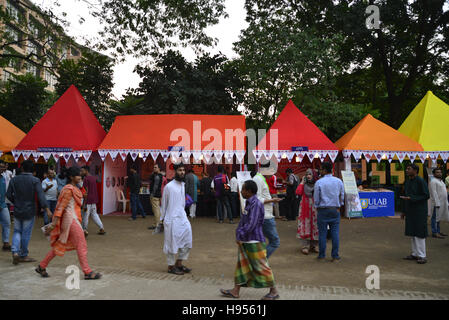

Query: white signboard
[341,170,363,218]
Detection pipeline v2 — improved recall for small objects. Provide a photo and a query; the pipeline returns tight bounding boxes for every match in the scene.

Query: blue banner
[358,191,395,217]
[291,146,309,152]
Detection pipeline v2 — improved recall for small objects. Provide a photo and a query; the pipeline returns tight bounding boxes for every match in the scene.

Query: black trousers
[230,192,240,218]
[286,195,300,220]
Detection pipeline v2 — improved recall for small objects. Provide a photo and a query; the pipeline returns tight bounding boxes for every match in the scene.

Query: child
[220,180,280,300]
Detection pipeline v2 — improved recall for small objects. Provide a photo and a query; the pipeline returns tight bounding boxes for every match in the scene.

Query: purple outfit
[83,176,98,205]
[213,174,228,198]
[236,195,265,242]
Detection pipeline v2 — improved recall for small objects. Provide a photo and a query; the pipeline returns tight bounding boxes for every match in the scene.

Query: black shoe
[403,255,418,261]
[417,257,427,264]
[181,266,192,273]
[2,244,11,251]
[148,226,156,230]
[168,267,184,275]
[439,232,448,237]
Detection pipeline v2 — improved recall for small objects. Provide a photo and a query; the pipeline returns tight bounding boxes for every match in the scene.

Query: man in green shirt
[400,164,430,264]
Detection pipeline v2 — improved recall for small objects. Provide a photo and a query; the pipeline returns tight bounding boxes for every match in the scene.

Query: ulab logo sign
[361,198,388,210]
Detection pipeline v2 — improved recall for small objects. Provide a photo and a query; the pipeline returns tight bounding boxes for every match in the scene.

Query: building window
[26,41,39,56]
[71,47,80,57]
[26,63,37,76]
[61,47,68,60]
[44,70,57,88]
[2,71,13,82]
[28,21,40,39]
[5,25,20,43]
[6,1,21,21]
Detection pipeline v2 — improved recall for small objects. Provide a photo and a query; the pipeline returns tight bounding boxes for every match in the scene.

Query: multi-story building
[0,0,87,91]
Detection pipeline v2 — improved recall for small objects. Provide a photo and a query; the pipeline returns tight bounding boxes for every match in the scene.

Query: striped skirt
[234,242,275,288]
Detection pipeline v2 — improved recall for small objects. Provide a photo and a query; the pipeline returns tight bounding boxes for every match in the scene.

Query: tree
[0,73,50,132]
[242,0,449,127]
[55,50,114,128]
[89,0,228,60]
[233,15,346,128]
[121,50,242,115]
[0,0,76,72]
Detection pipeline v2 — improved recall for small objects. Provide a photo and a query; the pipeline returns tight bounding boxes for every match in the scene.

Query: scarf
[303,169,315,198]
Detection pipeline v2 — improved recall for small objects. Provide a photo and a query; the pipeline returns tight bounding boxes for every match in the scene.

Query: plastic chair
[116,190,130,213]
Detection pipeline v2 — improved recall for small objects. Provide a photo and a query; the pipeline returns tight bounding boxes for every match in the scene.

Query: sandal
[98,229,106,235]
[84,271,102,280]
[301,247,309,255]
[261,293,280,300]
[180,266,192,273]
[310,246,319,254]
[168,267,184,275]
[220,289,239,299]
[19,256,36,263]
[416,257,427,264]
[35,265,49,278]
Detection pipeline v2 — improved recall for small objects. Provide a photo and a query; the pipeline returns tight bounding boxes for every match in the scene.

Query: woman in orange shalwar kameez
[35,167,101,279]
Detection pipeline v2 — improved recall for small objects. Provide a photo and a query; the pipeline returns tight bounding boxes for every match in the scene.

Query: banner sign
[37,148,73,153]
[341,170,363,218]
[359,191,395,218]
[291,146,309,152]
[168,146,185,152]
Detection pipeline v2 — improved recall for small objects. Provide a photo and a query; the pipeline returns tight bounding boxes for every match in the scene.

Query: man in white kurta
[160,164,192,275]
[429,168,449,238]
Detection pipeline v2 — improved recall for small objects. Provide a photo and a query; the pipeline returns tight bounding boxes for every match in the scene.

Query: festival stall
[0,115,26,165]
[254,99,339,178]
[12,85,106,211]
[97,114,247,215]
[398,91,449,165]
[335,114,424,217]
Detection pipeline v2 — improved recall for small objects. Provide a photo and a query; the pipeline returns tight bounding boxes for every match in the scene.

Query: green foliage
[118,50,243,115]
[92,0,227,60]
[55,50,114,129]
[243,0,449,127]
[0,73,49,132]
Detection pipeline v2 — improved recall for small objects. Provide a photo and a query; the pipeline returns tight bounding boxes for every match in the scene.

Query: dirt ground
[1,213,449,295]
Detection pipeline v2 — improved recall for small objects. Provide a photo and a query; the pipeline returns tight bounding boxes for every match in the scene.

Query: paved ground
[1,214,449,300]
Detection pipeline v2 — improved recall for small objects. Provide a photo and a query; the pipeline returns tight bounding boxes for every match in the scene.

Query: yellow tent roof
[398,91,449,151]
[0,116,26,153]
[335,114,424,151]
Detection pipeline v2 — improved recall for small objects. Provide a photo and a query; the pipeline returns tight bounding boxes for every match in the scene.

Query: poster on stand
[341,170,363,218]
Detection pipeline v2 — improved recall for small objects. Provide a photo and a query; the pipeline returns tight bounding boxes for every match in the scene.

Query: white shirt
[42,178,58,201]
[160,180,193,254]
[252,173,274,219]
[429,177,449,222]
[230,177,239,193]
[2,170,14,204]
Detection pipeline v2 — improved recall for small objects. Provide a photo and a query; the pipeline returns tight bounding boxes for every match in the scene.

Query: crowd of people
[1,157,448,299]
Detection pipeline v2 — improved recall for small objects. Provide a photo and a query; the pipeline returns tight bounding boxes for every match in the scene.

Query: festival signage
[37,147,73,152]
[291,146,309,152]
[341,170,363,218]
[359,191,395,217]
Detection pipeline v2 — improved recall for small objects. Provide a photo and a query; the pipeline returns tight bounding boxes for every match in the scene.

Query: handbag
[185,194,194,208]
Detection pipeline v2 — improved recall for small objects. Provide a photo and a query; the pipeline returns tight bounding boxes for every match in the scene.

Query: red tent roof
[256,100,338,151]
[15,85,106,152]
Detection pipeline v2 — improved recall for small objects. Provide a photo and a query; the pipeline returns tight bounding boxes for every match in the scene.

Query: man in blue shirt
[0,160,11,251]
[313,162,344,262]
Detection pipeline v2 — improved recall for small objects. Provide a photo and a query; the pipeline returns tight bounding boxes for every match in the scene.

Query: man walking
[313,162,344,262]
[80,166,106,235]
[401,164,430,264]
[148,164,163,231]
[6,160,52,264]
[429,168,449,238]
[251,166,282,259]
[41,169,58,225]
[160,163,192,275]
[185,169,198,219]
[284,168,299,221]
[0,161,11,251]
[127,164,146,221]
[212,165,234,224]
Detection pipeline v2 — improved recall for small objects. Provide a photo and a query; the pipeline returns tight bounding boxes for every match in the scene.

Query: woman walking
[296,169,319,255]
[35,167,101,279]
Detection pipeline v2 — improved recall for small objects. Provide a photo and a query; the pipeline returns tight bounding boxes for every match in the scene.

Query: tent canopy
[98,114,247,163]
[335,114,424,162]
[13,85,106,161]
[254,100,338,162]
[399,91,449,152]
[0,116,26,154]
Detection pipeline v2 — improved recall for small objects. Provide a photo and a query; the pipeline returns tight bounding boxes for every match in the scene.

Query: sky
[39,0,248,99]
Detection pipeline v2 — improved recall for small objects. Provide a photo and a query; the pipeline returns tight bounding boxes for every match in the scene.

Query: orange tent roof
[98,114,247,162]
[335,114,424,151]
[0,116,26,153]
